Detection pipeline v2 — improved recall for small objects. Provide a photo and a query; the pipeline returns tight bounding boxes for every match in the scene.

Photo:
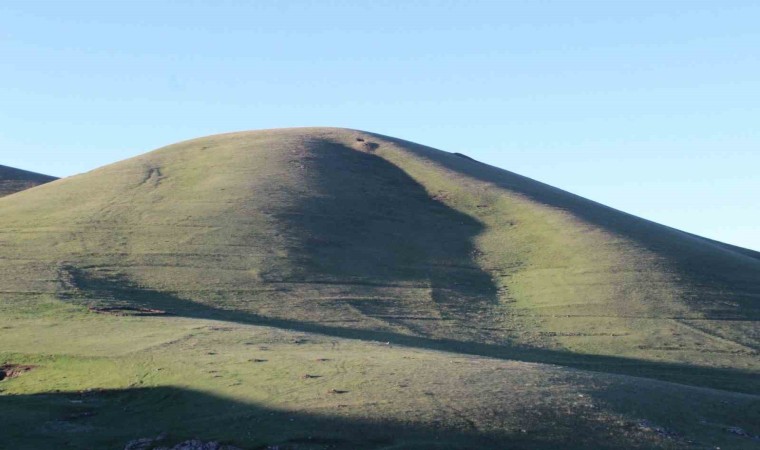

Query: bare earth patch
[0,364,36,381]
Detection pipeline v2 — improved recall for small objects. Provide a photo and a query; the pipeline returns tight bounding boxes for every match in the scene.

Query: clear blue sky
[1,1,758,250]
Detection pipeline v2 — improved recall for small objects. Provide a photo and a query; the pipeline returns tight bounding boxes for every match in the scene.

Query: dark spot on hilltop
[301,374,322,379]
[328,389,349,394]
[315,358,330,362]
[362,142,380,152]
[251,359,267,363]
[352,137,379,152]
[0,364,36,381]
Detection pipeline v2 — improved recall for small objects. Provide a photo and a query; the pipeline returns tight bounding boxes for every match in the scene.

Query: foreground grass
[2,306,758,449]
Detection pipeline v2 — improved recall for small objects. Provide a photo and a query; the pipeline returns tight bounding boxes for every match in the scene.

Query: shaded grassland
[1,128,758,448]
[0,164,57,198]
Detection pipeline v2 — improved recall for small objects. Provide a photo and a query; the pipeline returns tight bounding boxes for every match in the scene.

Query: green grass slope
[1,128,758,449]
[0,164,57,197]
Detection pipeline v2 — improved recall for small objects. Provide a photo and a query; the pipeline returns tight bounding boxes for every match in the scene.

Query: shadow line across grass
[63,268,759,395]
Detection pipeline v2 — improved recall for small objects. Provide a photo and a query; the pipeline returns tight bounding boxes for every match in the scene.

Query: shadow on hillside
[61,268,759,395]
[368,133,760,319]
[270,140,499,332]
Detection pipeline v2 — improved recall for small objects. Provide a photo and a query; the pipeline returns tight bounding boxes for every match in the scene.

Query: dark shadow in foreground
[0,385,679,450]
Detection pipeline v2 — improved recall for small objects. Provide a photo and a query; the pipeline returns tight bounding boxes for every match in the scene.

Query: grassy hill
[0,164,57,197]
[1,128,757,449]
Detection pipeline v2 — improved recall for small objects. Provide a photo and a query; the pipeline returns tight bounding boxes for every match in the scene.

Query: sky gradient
[1,1,758,250]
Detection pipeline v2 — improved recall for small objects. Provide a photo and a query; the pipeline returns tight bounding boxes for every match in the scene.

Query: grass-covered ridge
[1,128,757,449]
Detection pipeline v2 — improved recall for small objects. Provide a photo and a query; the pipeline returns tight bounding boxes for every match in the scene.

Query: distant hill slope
[0,128,757,392]
[0,164,57,197]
